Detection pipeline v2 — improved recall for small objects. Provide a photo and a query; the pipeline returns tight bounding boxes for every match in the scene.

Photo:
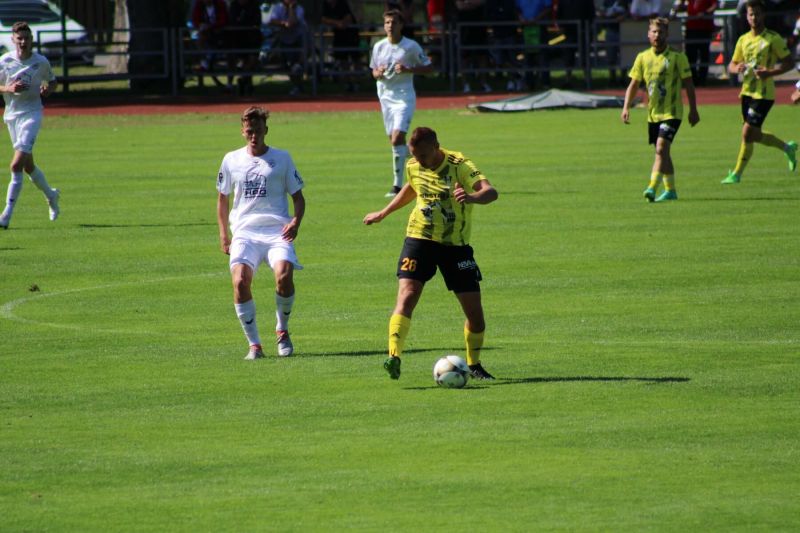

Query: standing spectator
[557,0,595,87]
[597,0,628,85]
[228,0,263,95]
[487,0,524,91]
[268,0,308,96]
[0,22,59,230]
[456,0,491,93]
[621,16,699,202]
[362,126,499,382]
[721,0,796,184]
[192,0,229,72]
[517,0,553,88]
[387,1,417,39]
[427,0,447,34]
[323,0,362,92]
[674,0,718,85]
[216,106,306,360]
[370,9,434,197]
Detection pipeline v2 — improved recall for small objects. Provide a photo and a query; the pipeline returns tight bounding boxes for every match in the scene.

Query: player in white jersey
[216,106,306,360]
[370,9,433,197]
[0,22,59,230]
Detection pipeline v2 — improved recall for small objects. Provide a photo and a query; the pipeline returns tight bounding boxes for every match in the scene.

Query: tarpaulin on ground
[468,89,627,112]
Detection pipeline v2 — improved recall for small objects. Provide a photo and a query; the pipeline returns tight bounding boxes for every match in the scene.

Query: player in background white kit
[216,106,306,360]
[370,9,433,197]
[0,22,59,230]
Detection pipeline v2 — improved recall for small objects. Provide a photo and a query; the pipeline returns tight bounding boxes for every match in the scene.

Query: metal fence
[32,11,800,96]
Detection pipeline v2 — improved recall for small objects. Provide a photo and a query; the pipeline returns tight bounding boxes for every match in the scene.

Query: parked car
[0,0,92,63]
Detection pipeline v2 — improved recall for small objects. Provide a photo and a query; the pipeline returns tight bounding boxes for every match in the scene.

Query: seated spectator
[268,0,308,95]
[192,0,229,72]
[487,0,523,91]
[557,0,595,87]
[228,0,263,95]
[518,0,554,89]
[629,0,665,19]
[323,0,362,92]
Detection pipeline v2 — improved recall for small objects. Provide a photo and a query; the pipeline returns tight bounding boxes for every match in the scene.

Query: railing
[21,11,797,97]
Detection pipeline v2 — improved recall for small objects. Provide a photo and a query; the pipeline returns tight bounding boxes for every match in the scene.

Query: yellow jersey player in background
[722,0,797,184]
[363,126,499,381]
[622,17,700,203]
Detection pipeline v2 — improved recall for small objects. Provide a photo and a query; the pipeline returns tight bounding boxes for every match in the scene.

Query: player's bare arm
[40,80,57,98]
[683,77,700,126]
[395,63,435,75]
[372,65,387,79]
[1,79,27,94]
[216,192,231,254]
[454,179,498,205]
[363,184,416,225]
[754,55,794,80]
[621,78,639,123]
[282,190,305,242]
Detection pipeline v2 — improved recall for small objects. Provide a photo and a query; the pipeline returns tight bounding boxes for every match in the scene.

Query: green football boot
[655,190,678,202]
[643,187,656,202]
[785,141,797,172]
[384,356,401,380]
[721,170,740,184]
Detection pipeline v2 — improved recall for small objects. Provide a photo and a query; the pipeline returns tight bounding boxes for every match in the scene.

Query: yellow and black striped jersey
[405,149,486,245]
[733,29,790,100]
[629,46,692,122]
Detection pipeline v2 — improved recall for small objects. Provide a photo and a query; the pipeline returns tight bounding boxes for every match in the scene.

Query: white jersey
[0,51,55,120]
[217,146,304,240]
[369,36,430,100]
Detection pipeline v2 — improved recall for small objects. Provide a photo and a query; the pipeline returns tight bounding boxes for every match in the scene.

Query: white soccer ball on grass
[433,355,470,388]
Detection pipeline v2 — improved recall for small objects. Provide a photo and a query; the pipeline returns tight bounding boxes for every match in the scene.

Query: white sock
[3,172,24,218]
[235,299,261,346]
[28,167,55,198]
[391,144,409,189]
[275,292,294,332]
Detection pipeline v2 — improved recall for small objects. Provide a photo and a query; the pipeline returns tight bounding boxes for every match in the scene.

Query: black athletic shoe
[468,363,495,380]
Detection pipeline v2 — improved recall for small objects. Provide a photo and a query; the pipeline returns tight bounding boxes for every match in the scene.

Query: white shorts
[229,233,303,274]
[379,93,415,136]
[5,111,42,153]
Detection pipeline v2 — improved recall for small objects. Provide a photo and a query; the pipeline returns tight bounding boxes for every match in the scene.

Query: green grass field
[1,105,799,531]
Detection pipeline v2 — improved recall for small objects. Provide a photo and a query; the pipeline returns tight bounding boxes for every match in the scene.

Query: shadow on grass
[688,197,798,202]
[79,223,215,228]
[303,347,498,357]
[493,376,690,385]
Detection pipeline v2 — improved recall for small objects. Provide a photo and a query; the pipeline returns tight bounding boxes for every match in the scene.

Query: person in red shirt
[674,0,718,85]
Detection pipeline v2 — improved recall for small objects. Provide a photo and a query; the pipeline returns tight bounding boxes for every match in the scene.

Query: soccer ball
[433,355,470,388]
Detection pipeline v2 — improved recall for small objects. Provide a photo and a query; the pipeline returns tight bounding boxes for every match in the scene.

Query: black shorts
[648,119,682,145]
[396,237,482,293]
[741,96,774,128]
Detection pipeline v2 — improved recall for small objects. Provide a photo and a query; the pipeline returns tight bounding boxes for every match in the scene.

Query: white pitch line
[0,272,223,334]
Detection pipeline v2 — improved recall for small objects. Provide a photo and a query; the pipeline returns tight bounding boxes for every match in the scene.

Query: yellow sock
[663,173,675,191]
[388,314,411,358]
[759,131,785,150]
[648,171,662,189]
[464,326,485,366]
[734,142,753,175]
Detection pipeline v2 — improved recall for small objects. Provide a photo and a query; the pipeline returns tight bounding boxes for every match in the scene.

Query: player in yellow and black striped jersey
[622,17,699,203]
[363,126,498,381]
[722,0,797,184]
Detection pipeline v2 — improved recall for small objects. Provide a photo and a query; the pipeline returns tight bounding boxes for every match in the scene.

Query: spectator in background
[268,0,308,96]
[387,1,417,39]
[487,0,524,91]
[597,0,628,85]
[557,0,595,87]
[629,0,665,19]
[673,0,717,85]
[456,0,491,93]
[517,0,553,88]
[192,0,229,72]
[323,0,362,92]
[228,0,262,95]
[427,0,447,34]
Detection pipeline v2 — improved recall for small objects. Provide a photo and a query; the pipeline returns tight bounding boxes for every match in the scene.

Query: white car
[0,0,92,62]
